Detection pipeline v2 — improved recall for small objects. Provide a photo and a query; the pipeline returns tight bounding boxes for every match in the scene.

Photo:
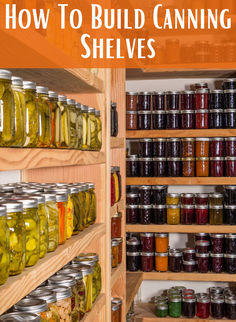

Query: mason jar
[95,109,102,151]
[58,95,70,148]
[88,107,98,151]
[67,99,78,149]
[76,102,83,150]
[87,183,96,225]
[81,105,89,151]
[13,298,50,320]
[0,313,40,321]
[48,91,61,148]
[0,206,9,285]
[36,86,51,147]
[68,186,82,235]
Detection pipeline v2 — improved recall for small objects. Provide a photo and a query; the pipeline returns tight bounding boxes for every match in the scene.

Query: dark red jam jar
[195,240,210,254]
[209,109,224,129]
[152,185,167,204]
[152,111,166,130]
[152,91,165,111]
[223,78,236,90]
[225,297,236,319]
[195,194,209,205]
[126,205,139,224]
[181,110,195,129]
[196,253,209,273]
[126,155,139,177]
[183,289,195,297]
[139,185,152,205]
[126,111,138,130]
[166,91,180,110]
[195,89,209,110]
[181,205,195,224]
[224,186,236,205]
[152,205,166,224]
[111,212,122,238]
[167,158,181,177]
[139,158,153,177]
[182,138,195,158]
[140,233,154,252]
[167,138,181,158]
[139,139,153,157]
[182,158,195,177]
[195,233,209,242]
[127,237,140,252]
[210,138,224,157]
[167,111,180,129]
[126,252,140,271]
[226,157,236,176]
[196,297,210,318]
[224,254,236,274]
[225,137,236,157]
[211,253,224,273]
[183,260,196,272]
[141,252,154,272]
[169,249,183,272]
[210,89,224,109]
[195,205,209,225]
[126,193,139,206]
[139,205,152,224]
[138,111,151,130]
[138,92,152,111]
[225,234,236,254]
[182,297,196,318]
[195,110,208,129]
[224,205,236,225]
[225,109,236,128]
[183,248,196,261]
[153,158,167,177]
[210,157,224,177]
[126,91,138,111]
[224,89,236,109]
[153,138,166,158]
[181,193,195,205]
[181,90,195,110]
[210,234,224,253]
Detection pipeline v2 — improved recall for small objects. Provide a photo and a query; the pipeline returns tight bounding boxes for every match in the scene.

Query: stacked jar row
[0,181,96,287]
[154,285,236,319]
[0,69,102,150]
[0,253,101,321]
[111,167,122,206]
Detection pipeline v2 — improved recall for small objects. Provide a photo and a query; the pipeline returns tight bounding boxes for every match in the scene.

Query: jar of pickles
[58,95,70,148]
[46,286,72,321]
[87,107,98,151]
[48,91,61,148]
[68,187,81,234]
[209,205,223,225]
[14,298,50,320]
[67,99,78,149]
[55,193,68,245]
[0,206,9,285]
[36,86,51,147]
[209,192,223,205]
[167,205,180,225]
[75,103,83,150]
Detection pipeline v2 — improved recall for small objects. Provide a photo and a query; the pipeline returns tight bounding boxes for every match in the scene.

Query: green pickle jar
[81,105,89,151]
[78,183,90,228]
[1,201,25,276]
[87,183,96,225]
[67,99,78,149]
[95,109,102,151]
[87,107,98,151]
[155,303,168,317]
[169,296,182,318]
[76,102,83,150]
[69,186,82,235]
[11,76,26,147]
[58,95,70,148]
[0,206,9,285]
[13,298,50,321]
[210,205,223,225]
[48,91,61,148]
[23,81,39,147]
[36,86,52,147]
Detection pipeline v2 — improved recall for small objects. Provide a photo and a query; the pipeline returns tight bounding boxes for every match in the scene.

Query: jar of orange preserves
[155,233,169,253]
[155,252,168,272]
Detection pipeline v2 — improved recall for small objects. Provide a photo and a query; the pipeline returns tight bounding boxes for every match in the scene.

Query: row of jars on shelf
[111,297,122,322]
[0,253,101,321]
[153,286,236,319]
[0,182,96,286]
[111,167,122,206]
[0,69,102,150]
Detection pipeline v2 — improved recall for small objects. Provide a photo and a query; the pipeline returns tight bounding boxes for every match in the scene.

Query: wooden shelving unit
[126,178,236,185]
[126,272,143,314]
[111,137,125,149]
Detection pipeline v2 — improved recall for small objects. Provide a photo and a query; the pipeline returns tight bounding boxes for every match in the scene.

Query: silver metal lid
[1,201,23,213]
[58,95,67,102]
[181,193,194,198]
[141,252,154,256]
[88,107,95,113]
[0,206,6,217]
[76,102,81,109]
[224,253,236,258]
[14,298,48,314]
[95,110,100,116]
[211,89,223,93]
[225,234,236,239]
[152,204,166,209]
[225,89,236,93]
[210,253,223,258]
[0,69,12,80]
[210,234,224,238]
[225,109,236,112]
[12,76,23,87]
[111,304,120,312]
[167,193,180,198]
[183,248,195,254]
[209,193,223,198]
[28,194,45,204]
[0,312,40,321]
[183,260,196,265]
[140,233,154,237]
[139,91,153,95]
[152,110,165,114]
[72,257,95,267]
[112,239,120,247]
[167,205,180,209]
[138,185,152,190]
[78,253,99,261]
[181,204,194,209]
[167,157,181,161]
[74,264,93,276]
[155,233,168,237]
[48,91,58,99]
[137,111,151,115]
[225,205,236,210]
[36,86,48,94]
[225,137,236,141]
[195,137,210,141]
[55,193,68,203]
[126,205,139,209]
[67,99,76,105]
[58,268,83,280]
[152,185,167,190]
[44,285,72,301]
[29,288,56,304]
[225,156,236,160]
[139,205,152,209]
[14,198,38,209]
[195,109,208,113]
[111,297,122,305]
[127,238,140,245]
[196,240,210,246]
[167,138,180,142]
[195,88,209,94]
[126,91,138,95]
[209,205,223,209]
[155,252,168,256]
[195,205,208,209]
[48,274,76,287]
[126,252,140,256]
[196,253,209,257]
[41,193,56,202]
[81,104,88,112]
[23,81,36,90]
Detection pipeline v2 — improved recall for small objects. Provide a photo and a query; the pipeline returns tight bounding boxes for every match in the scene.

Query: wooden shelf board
[126,272,143,314]
[126,177,236,186]
[82,293,106,322]
[111,263,125,288]
[0,223,105,315]
[110,137,125,149]
[111,199,125,217]
[126,129,236,139]
[126,224,236,234]
[0,148,105,171]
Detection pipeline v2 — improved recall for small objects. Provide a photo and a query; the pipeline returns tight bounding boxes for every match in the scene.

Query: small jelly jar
[152,185,167,204]
[181,138,195,158]
[138,111,151,130]
[167,138,181,158]
[155,252,168,272]
[181,193,195,205]
[195,89,209,110]
[210,157,224,177]
[183,260,196,272]
[195,193,209,205]
[152,91,165,111]
[223,78,236,90]
[166,193,180,205]
[181,205,195,224]
[209,193,223,206]
[225,109,236,128]
[195,233,209,242]
[167,158,181,177]
[182,297,196,318]
[180,110,195,129]
[126,205,139,224]
[126,238,140,252]
[225,137,236,157]
[210,234,224,253]
[181,90,195,110]
[141,252,154,272]
[126,111,138,130]
[169,249,182,272]
[140,233,154,252]
[139,205,152,224]
[224,205,236,225]
[183,248,196,261]
[153,138,166,158]
[169,296,182,318]
[196,137,210,158]
[211,253,224,273]
[166,91,180,110]
[155,233,169,253]
[167,111,180,129]
[195,240,210,254]
[152,111,166,130]
[182,158,195,177]
[111,212,122,238]
[126,91,138,111]
[210,296,225,319]
[209,109,223,129]
[195,110,208,129]
[196,297,210,318]
[138,92,152,111]
[195,205,208,224]
[167,205,180,224]
[209,205,223,224]
[226,157,236,176]
[225,297,236,319]
[155,303,168,318]
[224,185,236,205]
[225,234,236,254]
[196,253,209,273]
[224,89,236,109]
[152,205,166,224]
[153,158,167,177]
[210,137,224,157]
[224,254,236,273]
[139,139,153,157]
[139,185,152,205]
[196,157,209,177]
[139,158,153,177]
[126,193,139,206]
[126,252,140,271]
[210,89,224,109]
[126,155,139,177]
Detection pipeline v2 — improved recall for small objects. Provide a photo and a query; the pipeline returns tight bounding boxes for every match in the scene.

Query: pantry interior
[0,66,236,321]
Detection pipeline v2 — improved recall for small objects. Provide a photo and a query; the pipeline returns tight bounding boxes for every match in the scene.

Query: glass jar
[126,92,138,111]
[224,254,236,274]
[111,212,122,238]
[138,92,152,111]
[181,90,195,110]
[196,138,209,158]
[210,138,224,157]
[195,205,208,225]
[155,233,168,253]
[112,238,123,264]
[113,168,120,203]
[111,170,115,207]
[155,252,168,272]
[36,86,51,147]
[182,138,195,158]
[225,205,236,225]
[181,193,194,205]
[111,102,118,137]
[195,233,209,242]
[46,286,72,321]
[126,193,139,206]
[166,193,180,205]
[0,313,40,321]
[181,205,194,224]
[55,193,68,245]
[183,248,196,261]
[169,296,182,318]
[79,104,89,150]
[167,158,181,177]
[224,186,236,205]
[226,157,236,176]
[166,111,180,129]
[209,109,223,129]
[181,110,195,129]
[75,104,84,150]
[152,91,165,110]
[225,297,236,319]
[152,205,166,224]
[196,297,210,318]
[196,253,209,273]
[111,239,119,268]
[182,158,195,177]
[126,252,140,271]
[152,185,167,204]
[155,303,168,318]
[11,76,26,147]
[111,304,120,322]
[183,260,196,272]
[211,234,224,253]
[209,205,223,224]
[225,89,236,108]
[169,250,182,272]
[58,95,70,148]
[195,240,210,254]
[126,111,137,130]
[139,185,152,205]
[126,205,139,224]
[226,137,236,157]
[14,298,50,320]
[195,82,209,90]
[138,111,151,130]
[126,155,139,177]
[153,138,166,158]
[225,109,236,128]
[140,233,154,252]
[23,81,39,147]
[141,252,154,272]
[182,297,196,318]
[210,89,223,109]
[87,107,98,151]
[195,110,208,129]
[139,139,152,157]
[94,109,102,151]
[139,158,153,177]
[195,89,209,110]
[49,91,61,148]
[139,205,152,224]
[195,193,209,205]
[68,186,82,234]
[225,234,236,254]
[167,138,181,158]
[166,91,180,110]
[67,99,78,149]
[152,111,166,129]
[0,206,9,285]
[153,158,166,177]
[167,205,180,225]
[211,253,224,273]
[223,78,236,90]
[196,157,209,177]
[74,265,93,312]
[210,157,224,177]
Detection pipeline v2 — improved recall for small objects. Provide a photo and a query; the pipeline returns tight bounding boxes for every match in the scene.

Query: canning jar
[152,111,166,129]
[0,206,9,285]
[195,194,209,205]
[181,193,194,205]
[58,95,70,148]
[210,157,224,176]
[210,89,224,109]
[111,304,120,322]
[87,107,98,151]
[195,89,209,110]
[112,238,122,264]
[140,233,154,252]
[195,110,208,129]
[224,186,236,205]
[183,248,196,261]
[139,185,152,205]
[126,193,139,205]
[225,234,236,254]
[155,303,168,318]
[46,286,72,321]
[169,296,182,318]
[14,298,50,320]
[196,253,209,273]
[0,313,40,321]
[211,234,224,253]
[55,193,68,245]
[139,158,153,177]
[182,297,196,318]
[111,212,122,238]
[169,249,182,272]
[225,109,236,128]
[36,86,51,147]
[166,111,180,129]
[138,92,152,111]
[209,205,223,224]
[167,138,181,158]
[209,109,223,129]
[195,240,210,254]
[23,81,39,147]
[226,137,236,157]
[183,260,196,272]
[67,99,78,149]
[126,111,138,130]
[153,138,166,157]
[77,104,88,150]
[181,110,195,129]
[166,193,180,205]
[196,138,209,158]
[196,157,209,176]
[225,205,236,225]
[74,265,93,312]
[155,233,168,253]
[225,89,236,108]
[167,158,181,176]
[153,158,166,177]
[211,253,224,273]
[196,297,210,318]
[111,239,119,268]
[166,91,180,110]
[182,138,195,158]
[139,139,152,157]
[126,252,140,271]
[48,91,61,148]
[11,76,26,147]
[181,90,195,110]
[225,297,236,319]
[152,91,165,110]
[68,186,82,234]
[75,104,84,150]
[195,205,208,225]
[111,171,115,207]
[141,252,154,272]
[126,205,139,224]
[195,233,210,242]
[126,92,138,111]
[126,155,139,177]
[223,78,236,90]
[139,205,152,224]
[152,205,166,224]
[111,298,122,322]
[113,168,120,203]
[155,252,168,272]
[138,111,151,130]
[111,102,118,138]
[226,157,236,176]
[181,205,194,224]
[225,254,236,273]
[152,185,167,204]
[167,205,180,224]
[195,82,209,90]
[182,158,195,177]
[93,110,102,150]
[210,138,224,157]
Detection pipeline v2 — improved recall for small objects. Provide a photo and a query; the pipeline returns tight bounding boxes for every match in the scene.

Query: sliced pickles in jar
[76,102,83,150]
[13,298,50,321]
[81,105,89,151]
[58,95,70,148]
[49,91,61,148]
[95,109,102,151]
[87,183,96,225]
[87,107,97,151]
[0,206,9,285]
[69,186,82,235]
[67,99,78,149]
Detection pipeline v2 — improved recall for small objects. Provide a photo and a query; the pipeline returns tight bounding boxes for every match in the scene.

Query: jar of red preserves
[210,234,224,253]
[152,185,167,204]
[226,157,236,176]
[195,205,208,225]
[196,296,210,318]
[211,253,224,273]
[152,205,166,225]
[138,92,152,111]
[195,233,209,242]
[210,89,223,109]
[224,186,236,205]
[140,233,154,252]
[152,91,165,111]
[139,205,152,224]
[153,138,166,158]
[181,110,195,129]
[141,252,154,272]
[167,111,180,129]
[169,249,182,272]
[126,92,138,111]
[139,139,153,158]
[182,158,195,177]
[111,212,122,238]
[181,205,195,224]
[153,158,167,177]
[139,158,153,177]
[166,91,180,110]
[139,185,152,205]
[181,138,195,158]
[181,193,195,205]
[209,109,223,129]
[210,157,224,177]
[195,240,210,254]
[126,205,139,224]
[181,91,195,110]
[225,137,236,157]
[167,158,181,177]
[195,110,208,129]
[196,253,209,273]
[152,111,166,130]
[183,260,196,272]
[183,248,196,261]
[167,138,181,158]
[126,193,139,206]
[195,89,209,110]
[126,155,139,177]
[126,237,140,252]
[195,194,209,205]
[225,109,236,128]
[210,138,224,157]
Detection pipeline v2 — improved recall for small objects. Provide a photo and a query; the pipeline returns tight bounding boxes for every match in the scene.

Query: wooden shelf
[111,199,125,217]
[126,177,236,186]
[126,224,236,234]
[111,137,125,149]
[111,263,125,288]
[0,223,105,315]
[126,129,236,139]
[0,148,105,171]
[82,293,106,322]
[126,272,143,314]
[142,272,236,282]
